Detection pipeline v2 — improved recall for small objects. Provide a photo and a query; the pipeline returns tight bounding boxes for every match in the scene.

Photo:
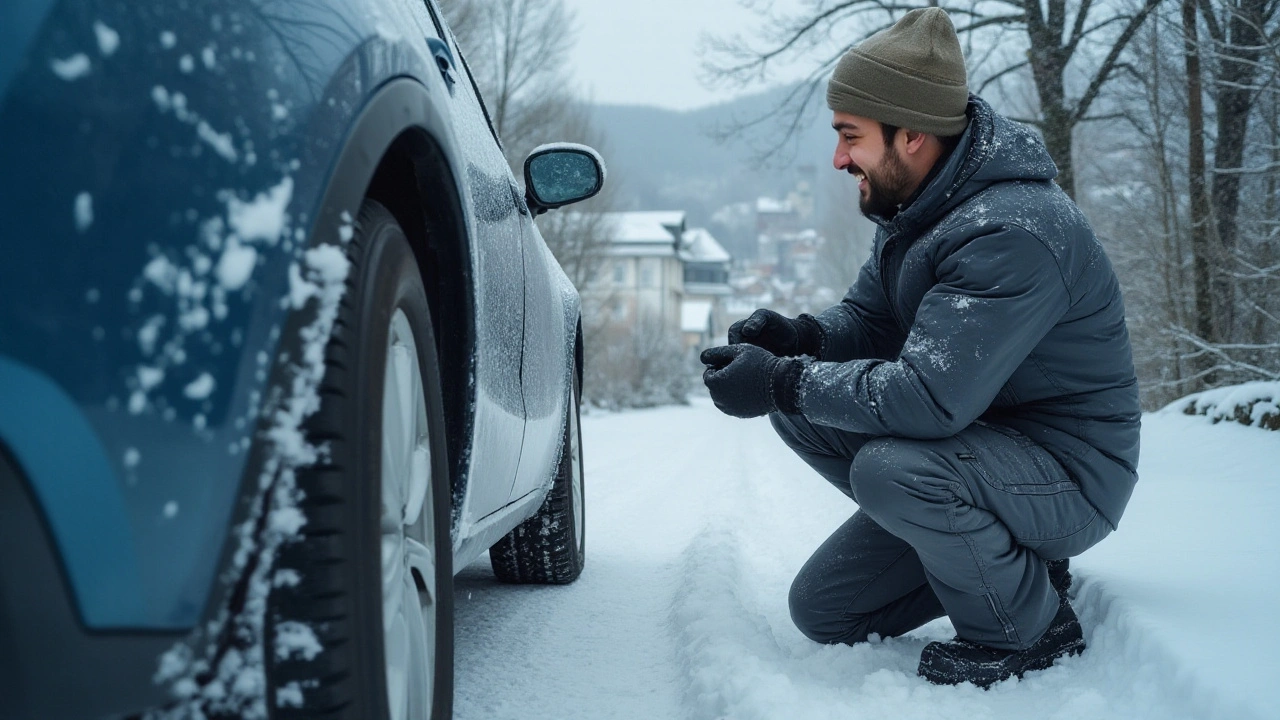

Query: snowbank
[1165,380,1280,430]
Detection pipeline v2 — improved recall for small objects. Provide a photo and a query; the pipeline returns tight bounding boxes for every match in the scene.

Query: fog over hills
[586,84,840,226]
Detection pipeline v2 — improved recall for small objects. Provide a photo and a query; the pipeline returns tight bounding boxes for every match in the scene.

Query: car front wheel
[270,200,453,720]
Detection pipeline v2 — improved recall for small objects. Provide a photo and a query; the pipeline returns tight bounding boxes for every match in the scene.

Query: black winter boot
[1047,558,1071,598]
[917,599,1086,688]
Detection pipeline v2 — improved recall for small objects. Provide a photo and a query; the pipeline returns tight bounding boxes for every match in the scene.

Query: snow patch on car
[50,54,91,80]
[125,175,295,414]
[197,120,238,162]
[74,192,93,232]
[147,232,352,720]
[184,373,216,400]
[227,177,294,244]
[151,84,246,164]
[94,21,120,57]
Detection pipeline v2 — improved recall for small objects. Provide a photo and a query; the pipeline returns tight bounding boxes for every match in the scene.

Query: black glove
[700,344,805,418]
[727,309,825,359]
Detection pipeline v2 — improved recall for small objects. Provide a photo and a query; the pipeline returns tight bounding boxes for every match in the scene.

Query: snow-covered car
[0,2,600,719]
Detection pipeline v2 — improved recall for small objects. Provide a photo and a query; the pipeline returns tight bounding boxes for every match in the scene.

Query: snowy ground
[452,397,1280,720]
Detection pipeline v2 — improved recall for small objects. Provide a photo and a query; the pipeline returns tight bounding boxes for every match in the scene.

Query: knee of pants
[849,437,955,517]
[788,573,872,645]
[848,437,913,514]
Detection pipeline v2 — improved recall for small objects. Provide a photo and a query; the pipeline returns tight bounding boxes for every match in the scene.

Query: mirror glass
[527,151,601,206]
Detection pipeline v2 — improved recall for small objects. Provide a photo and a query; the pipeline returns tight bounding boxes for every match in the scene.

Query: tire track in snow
[452,402,740,720]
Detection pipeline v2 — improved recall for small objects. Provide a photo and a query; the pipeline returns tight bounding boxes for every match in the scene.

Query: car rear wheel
[489,372,585,584]
[269,200,453,720]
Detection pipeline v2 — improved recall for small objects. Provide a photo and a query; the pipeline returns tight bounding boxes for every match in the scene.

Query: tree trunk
[1207,0,1271,340]
[1184,0,1217,360]
[1041,108,1076,200]
[1024,2,1076,199]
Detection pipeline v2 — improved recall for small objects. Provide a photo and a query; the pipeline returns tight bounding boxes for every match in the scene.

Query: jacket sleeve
[813,254,904,362]
[798,224,1070,439]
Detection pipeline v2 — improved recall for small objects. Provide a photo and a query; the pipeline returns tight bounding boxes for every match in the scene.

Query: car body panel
[426,15,531,527]
[510,228,575,501]
[0,0,576,648]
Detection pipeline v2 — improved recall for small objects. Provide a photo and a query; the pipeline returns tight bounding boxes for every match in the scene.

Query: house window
[640,260,658,288]
[613,261,628,285]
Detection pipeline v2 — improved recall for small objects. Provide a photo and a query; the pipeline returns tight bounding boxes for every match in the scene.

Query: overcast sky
[562,0,809,111]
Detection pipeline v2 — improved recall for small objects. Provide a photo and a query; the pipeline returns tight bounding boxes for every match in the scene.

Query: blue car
[0,2,602,718]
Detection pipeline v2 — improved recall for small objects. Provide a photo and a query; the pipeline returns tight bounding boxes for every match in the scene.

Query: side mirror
[523,143,606,216]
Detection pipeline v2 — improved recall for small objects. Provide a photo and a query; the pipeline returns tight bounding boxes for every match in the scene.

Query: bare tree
[703,0,1164,199]
[1185,0,1218,355]
[1088,0,1280,403]
[1195,0,1279,339]
[442,0,579,166]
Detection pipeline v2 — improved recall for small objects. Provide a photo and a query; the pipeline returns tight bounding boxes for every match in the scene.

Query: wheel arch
[313,78,476,539]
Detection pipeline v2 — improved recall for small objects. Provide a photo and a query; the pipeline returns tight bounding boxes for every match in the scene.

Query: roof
[756,197,794,214]
[601,211,686,244]
[681,299,713,333]
[679,227,731,264]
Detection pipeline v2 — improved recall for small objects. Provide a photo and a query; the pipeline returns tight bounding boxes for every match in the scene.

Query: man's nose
[833,149,849,171]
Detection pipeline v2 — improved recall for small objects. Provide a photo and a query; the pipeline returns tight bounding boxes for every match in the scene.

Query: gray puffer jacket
[800,96,1141,528]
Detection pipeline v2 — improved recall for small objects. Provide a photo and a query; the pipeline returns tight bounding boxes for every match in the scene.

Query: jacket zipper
[878,232,907,332]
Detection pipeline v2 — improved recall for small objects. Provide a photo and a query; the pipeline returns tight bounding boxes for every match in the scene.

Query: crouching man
[701,8,1140,688]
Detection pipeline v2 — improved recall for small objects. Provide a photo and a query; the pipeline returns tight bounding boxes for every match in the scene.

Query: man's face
[831,112,914,218]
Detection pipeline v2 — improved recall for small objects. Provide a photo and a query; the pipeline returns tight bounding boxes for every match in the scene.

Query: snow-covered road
[452,398,1279,720]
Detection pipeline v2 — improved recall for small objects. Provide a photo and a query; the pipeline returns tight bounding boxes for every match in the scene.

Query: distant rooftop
[601,211,687,244]
[679,227,731,264]
[756,197,794,215]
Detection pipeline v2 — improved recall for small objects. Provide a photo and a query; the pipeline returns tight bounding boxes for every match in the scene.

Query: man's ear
[902,129,930,156]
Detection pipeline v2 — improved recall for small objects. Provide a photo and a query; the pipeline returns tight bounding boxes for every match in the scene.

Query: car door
[507,216,571,503]
[418,1,529,522]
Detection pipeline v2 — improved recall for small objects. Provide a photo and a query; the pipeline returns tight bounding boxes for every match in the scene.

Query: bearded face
[832,115,922,220]
[847,140,916,219]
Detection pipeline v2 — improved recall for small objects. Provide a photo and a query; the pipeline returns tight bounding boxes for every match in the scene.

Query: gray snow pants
[771,412,1112,651]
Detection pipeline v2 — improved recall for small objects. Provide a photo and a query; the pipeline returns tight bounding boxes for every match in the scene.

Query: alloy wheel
[381,309,436,720]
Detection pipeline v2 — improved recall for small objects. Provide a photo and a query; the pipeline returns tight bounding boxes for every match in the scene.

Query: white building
[679,227,733,350]
[588,211,688,333]
[581,211,733,355]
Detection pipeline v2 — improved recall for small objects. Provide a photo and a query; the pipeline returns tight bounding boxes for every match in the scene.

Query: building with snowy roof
[678,227,733,349]
[576,211,733,355]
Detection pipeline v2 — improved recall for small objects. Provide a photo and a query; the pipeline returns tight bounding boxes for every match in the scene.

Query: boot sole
[918,636,1085,688]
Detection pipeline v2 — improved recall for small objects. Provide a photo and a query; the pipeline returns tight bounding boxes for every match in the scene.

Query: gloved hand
[701,344,806,418]
[727,309,824,358]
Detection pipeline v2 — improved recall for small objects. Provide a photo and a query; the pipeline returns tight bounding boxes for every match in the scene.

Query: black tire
[489,374,586,584]
[268,200,454,720]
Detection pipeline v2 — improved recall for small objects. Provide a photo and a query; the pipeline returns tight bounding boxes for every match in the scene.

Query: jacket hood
[880,95,1059,236]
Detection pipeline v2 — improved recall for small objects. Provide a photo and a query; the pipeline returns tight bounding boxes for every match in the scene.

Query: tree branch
[977,59,1031,93]
[1067,0,1097,51]
[955,13,1027,33]
[1073,0,1164,124]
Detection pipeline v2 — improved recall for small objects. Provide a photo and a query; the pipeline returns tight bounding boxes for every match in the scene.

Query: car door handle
[427,38,456,94]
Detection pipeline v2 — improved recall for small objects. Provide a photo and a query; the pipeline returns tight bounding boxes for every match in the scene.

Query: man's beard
[855,145,914,219]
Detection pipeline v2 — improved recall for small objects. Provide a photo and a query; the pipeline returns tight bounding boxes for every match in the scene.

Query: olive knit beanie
[826,7,969,136]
